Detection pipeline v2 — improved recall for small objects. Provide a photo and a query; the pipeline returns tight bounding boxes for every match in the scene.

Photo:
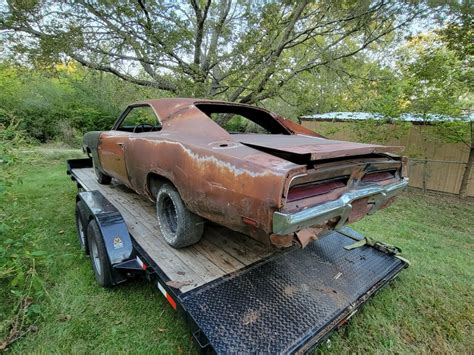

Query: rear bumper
[273,178,408,235]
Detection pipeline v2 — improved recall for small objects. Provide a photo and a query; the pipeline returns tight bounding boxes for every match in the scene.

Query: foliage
[0,113,27,193]
[0,63,164,144]
[398,33,471,119]
[0,0,437,108]
[352,119,411,144]
[436,2,473,61]
[0,125,45,349]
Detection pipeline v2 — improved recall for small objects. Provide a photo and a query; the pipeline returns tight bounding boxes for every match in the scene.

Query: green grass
[1,148,473,353]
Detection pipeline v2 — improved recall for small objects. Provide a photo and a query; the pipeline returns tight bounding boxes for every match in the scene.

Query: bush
[0,63,165,145]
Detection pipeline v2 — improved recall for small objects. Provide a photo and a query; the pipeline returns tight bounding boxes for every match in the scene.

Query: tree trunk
[459,146,474,198]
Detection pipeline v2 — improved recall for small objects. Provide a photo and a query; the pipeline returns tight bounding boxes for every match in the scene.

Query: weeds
[0,121,47,349]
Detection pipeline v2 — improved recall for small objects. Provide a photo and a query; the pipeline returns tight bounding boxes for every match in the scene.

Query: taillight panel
[362,170,396,183]
[287,178,348,202]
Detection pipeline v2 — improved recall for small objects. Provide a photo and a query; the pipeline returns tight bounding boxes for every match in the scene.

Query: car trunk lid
[233,134,403,163]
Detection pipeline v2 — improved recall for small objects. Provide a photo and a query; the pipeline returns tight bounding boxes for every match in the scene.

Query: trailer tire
[156,183,204,248]
[75,201,90,255]
[87,220,113,287]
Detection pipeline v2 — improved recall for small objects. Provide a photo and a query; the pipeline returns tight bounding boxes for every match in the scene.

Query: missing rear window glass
[195,103,290,135]
[213,113,269,133]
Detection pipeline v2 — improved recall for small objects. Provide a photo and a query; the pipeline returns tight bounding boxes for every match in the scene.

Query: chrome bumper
[273,179,409,235]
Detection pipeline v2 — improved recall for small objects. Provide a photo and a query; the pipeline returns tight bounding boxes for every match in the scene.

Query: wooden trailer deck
[73,167,276,292]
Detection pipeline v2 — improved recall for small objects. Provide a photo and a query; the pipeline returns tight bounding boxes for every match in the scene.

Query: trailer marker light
[157,282,177,310]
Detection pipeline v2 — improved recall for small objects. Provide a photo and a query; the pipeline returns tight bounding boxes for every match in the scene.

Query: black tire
[87,220,113,287]
[156,183,204,248]
[92,157,112,185]
[75,201,90,255]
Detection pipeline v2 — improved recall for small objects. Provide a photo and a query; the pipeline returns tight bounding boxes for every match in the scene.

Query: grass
[0,147,473,353]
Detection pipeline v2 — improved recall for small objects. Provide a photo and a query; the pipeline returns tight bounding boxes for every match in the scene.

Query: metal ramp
[181,230,406,353]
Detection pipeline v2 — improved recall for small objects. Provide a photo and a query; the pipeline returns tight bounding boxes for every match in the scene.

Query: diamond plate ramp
[180,229,406,353]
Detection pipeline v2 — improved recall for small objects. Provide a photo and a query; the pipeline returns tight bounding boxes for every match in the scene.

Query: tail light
[362,171,396,183]
[287,178,347,202]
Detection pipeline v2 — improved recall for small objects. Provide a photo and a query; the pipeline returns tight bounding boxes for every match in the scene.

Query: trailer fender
[77,190,133,265]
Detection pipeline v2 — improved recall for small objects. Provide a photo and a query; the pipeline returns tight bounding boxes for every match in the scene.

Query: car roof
[129,98,274,121]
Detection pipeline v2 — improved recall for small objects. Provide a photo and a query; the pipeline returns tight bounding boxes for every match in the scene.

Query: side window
[117,106,161,133]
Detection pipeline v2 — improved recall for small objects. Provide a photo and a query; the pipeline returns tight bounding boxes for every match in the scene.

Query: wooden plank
[205,227,274,265]
[72,167,278,291]
[193,237,246,274]
[77,170,227,283]
[74,170,207,291]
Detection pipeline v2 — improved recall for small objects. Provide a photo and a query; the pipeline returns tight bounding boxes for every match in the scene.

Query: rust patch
[316,286,347,307]
[347,197,372,224]
[295,227,323,248]
[270,233,294,248]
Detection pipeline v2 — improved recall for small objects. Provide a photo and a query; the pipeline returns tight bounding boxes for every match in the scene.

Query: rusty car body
[83,98,408,248]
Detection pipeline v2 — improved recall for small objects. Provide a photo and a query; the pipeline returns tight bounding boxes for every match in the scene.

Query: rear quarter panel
[124,137,293,239]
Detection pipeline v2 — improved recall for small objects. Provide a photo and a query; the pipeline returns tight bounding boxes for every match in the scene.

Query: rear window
[196,103,289,135]
[207,113,269,133]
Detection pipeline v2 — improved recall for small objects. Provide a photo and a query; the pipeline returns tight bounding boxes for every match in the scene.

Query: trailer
[67,158,408,353]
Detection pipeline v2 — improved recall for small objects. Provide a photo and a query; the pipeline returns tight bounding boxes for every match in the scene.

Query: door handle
[117,143,124,149]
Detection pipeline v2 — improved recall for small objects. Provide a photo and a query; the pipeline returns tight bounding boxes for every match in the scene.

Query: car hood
[232,134,403,162]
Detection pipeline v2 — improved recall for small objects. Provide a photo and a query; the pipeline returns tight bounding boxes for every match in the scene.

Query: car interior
[115,106,162,133]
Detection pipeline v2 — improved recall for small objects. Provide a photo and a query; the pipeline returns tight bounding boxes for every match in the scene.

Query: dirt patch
[283,285,299,297]
[315,286,348,307]
[242,309,260,325]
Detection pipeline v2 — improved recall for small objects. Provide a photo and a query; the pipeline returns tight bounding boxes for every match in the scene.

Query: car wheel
[87,220,113,287]
[156,183,204,248]
[92,157,112,185]
[75,201,90,254]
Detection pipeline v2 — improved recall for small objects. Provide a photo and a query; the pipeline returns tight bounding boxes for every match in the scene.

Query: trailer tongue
[67,158,407,353]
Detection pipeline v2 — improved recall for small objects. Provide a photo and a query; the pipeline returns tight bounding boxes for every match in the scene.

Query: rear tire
[75,201,90,255]
[87,220,113,287]
[92,157,112,185]
[156,183,204,248]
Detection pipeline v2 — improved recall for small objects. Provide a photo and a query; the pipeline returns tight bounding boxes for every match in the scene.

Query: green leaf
[30,250,48,257]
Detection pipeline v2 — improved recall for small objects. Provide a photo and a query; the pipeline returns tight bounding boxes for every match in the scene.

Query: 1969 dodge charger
[83,98,408,248]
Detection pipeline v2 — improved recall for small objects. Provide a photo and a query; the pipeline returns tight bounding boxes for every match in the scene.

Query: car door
[99,105,161,186]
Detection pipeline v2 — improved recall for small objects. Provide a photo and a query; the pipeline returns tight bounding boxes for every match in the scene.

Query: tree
[435,2,473,197]
[0,0,431,112]
[398,28,473,197]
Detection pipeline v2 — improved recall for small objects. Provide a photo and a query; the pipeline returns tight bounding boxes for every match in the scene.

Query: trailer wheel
[75,201,90,254]
[92,157,112,185]
[156,183,204,248]
[87,220,113,287]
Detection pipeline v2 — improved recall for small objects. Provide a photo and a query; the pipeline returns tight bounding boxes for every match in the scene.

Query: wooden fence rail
[301,121,474,197]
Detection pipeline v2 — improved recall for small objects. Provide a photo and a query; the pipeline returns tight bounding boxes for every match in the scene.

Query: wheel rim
[90,238,102,276]
[77,216,85,247]
[160,195,178,235]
